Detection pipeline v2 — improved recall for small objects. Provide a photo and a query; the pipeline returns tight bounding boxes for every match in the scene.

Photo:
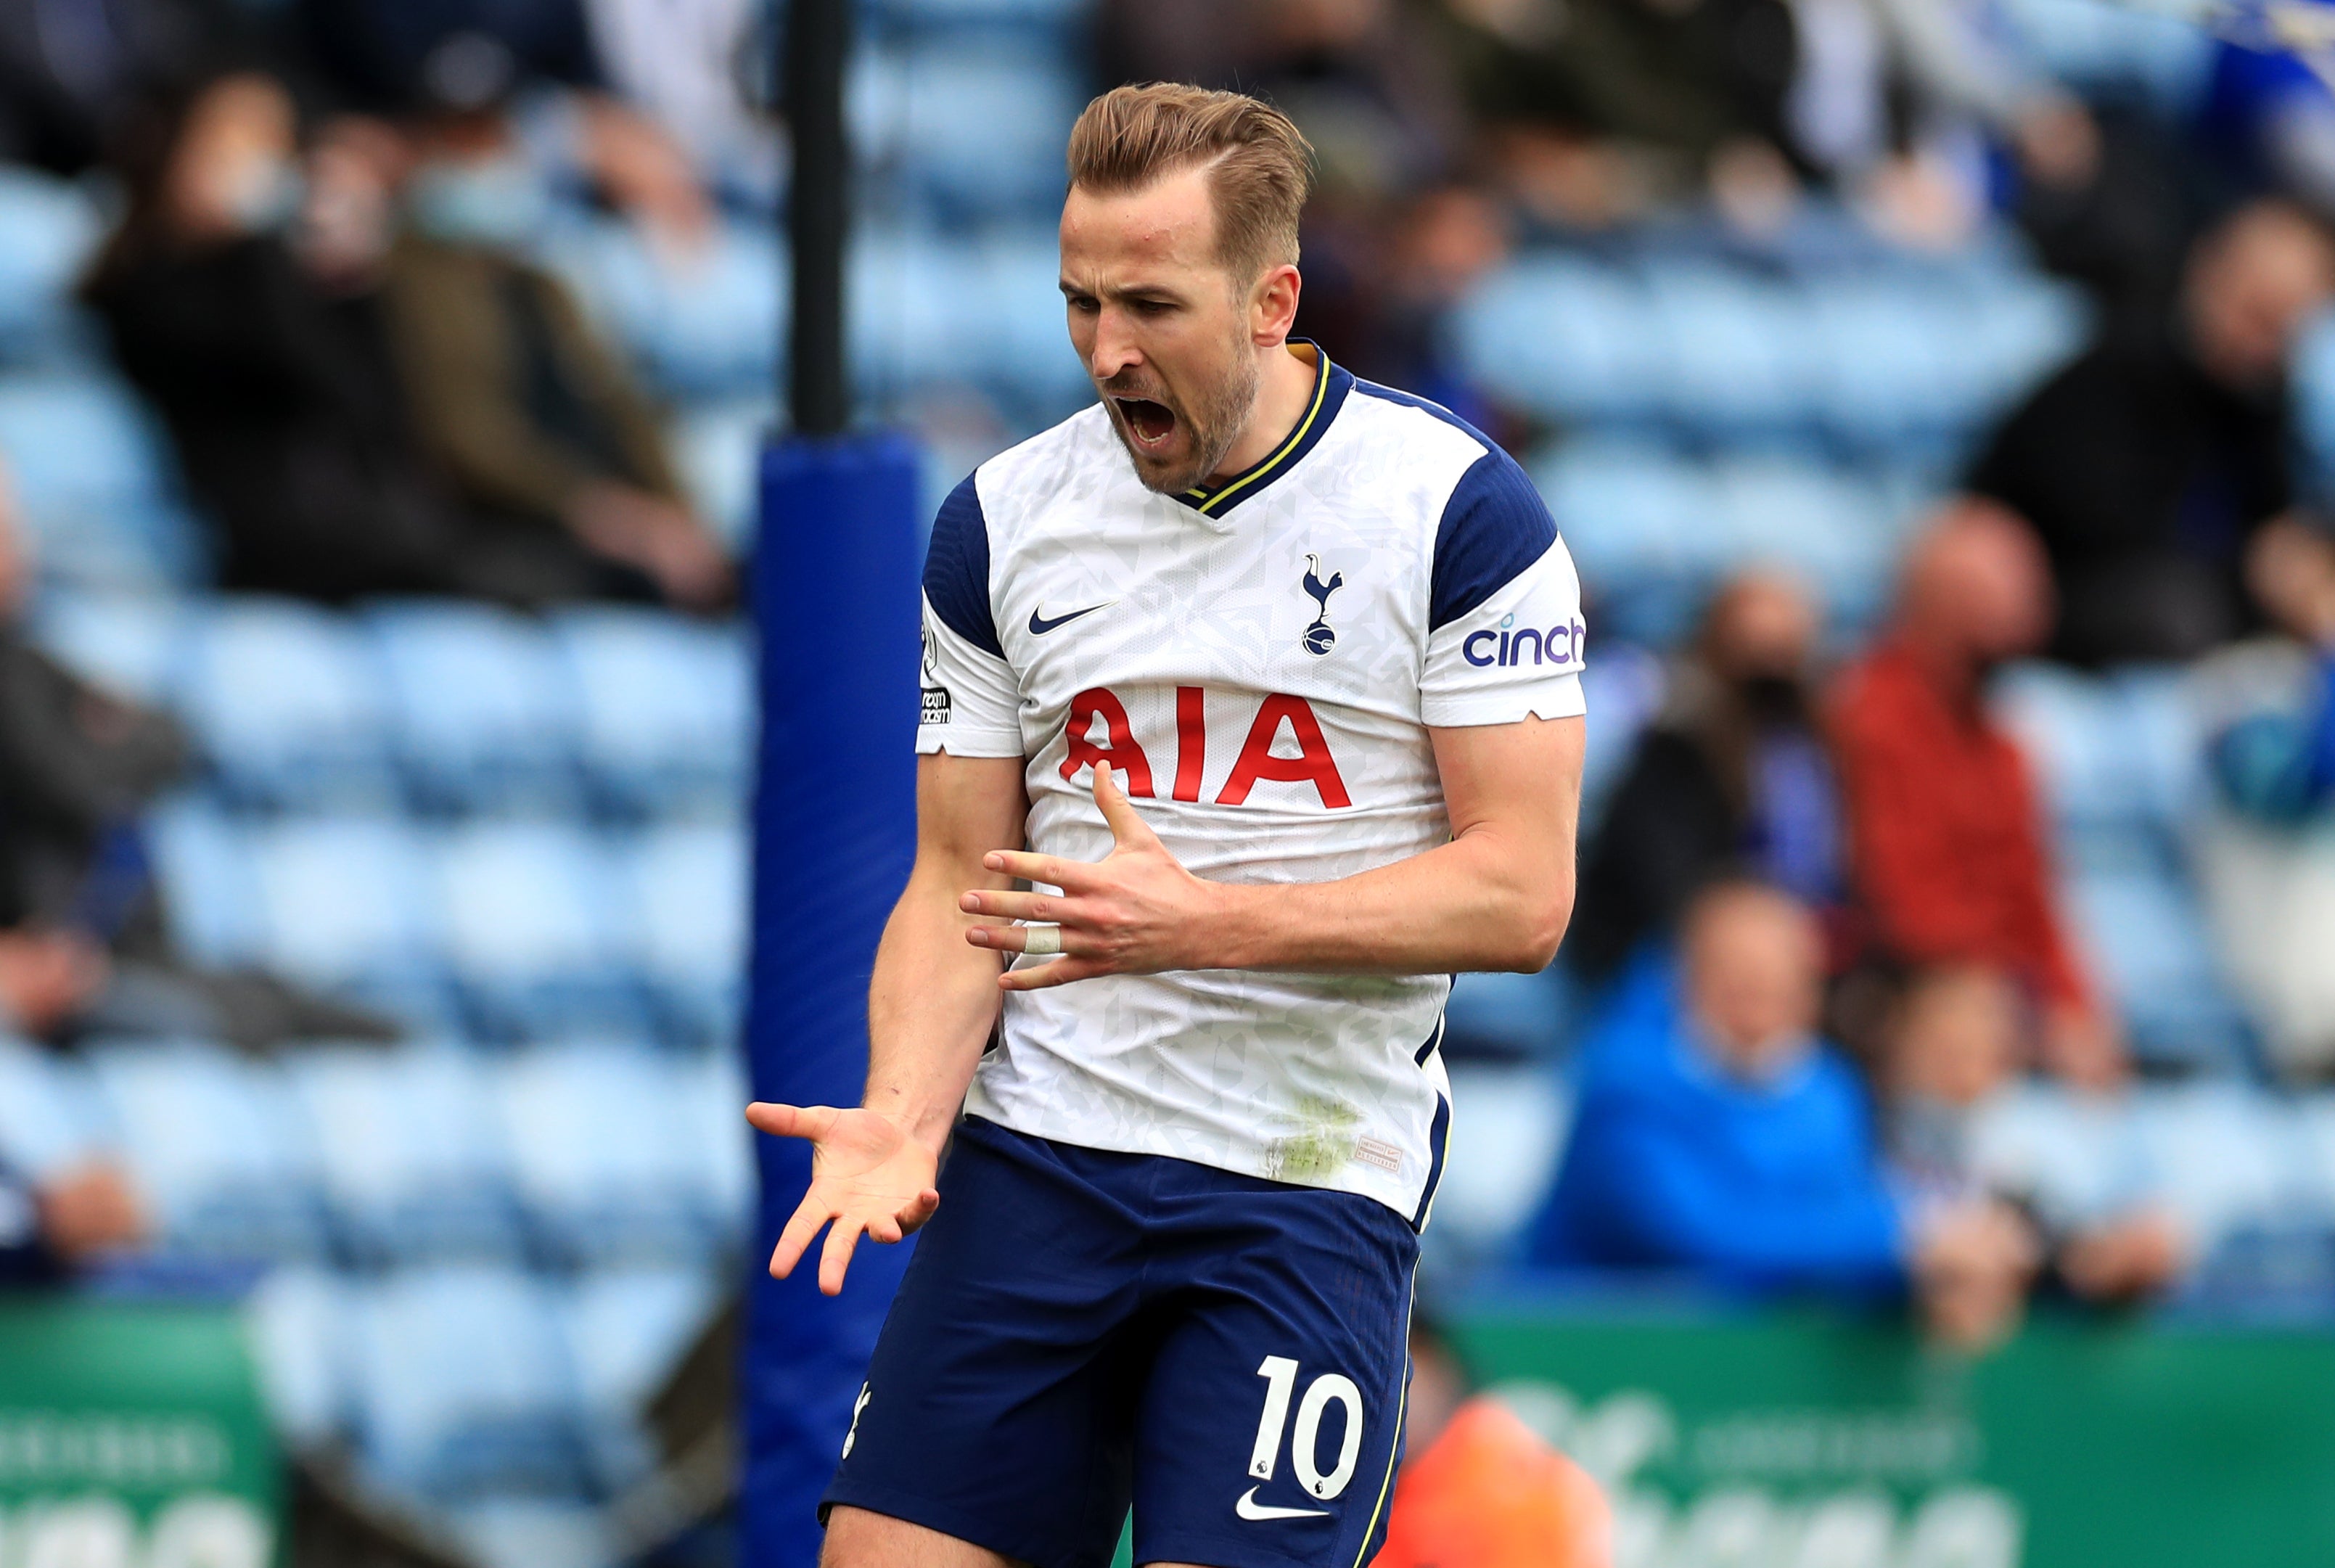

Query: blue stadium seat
[1453,258,1664,423]
[852,229,1093,409]
[537,213,781,401]
[0,168,104,363]
[1575,644,1669,836]
[365,602,585,817]
[434,824,646,1041]
[1645,265,1817,436]
[450,1500,615,1568]
[1968,1080,2150,1234]
[283,1044,523,1265]
[0,1031,106,1180]
[1807,282,1958,449]
[0,374,205,590]
[28,589,189,709]
[180,597,398,812]
[350,1265,584,1498]
[2125,1083,2312,1262]
[559,1265,720,1487]
[2063,849,2252,1071]
[2292,1095,2335,1225]
[84,1039,329,1262]
[243,815,452,1027]
[1532,440,1718,644]
[670,395,778,551]
[493,1042,725,1265]
[245,1265,354,1450]
[1443,969,1575,1062]
[143,794,267,972]
[549,608,751,819]
[670,1046,755,1244]
[1994,662,2181,842]
[854,47,1083,221]
[1998,0,2216,112]
[617,821,748,1046]
[874,0,1086,25]
[1705,458,1903,631]
[1429,1066,1572,1266]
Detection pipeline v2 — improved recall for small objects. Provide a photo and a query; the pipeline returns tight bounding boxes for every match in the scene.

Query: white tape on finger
[1021,924,1063,956]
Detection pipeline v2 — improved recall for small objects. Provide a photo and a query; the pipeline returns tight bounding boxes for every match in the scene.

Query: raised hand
[745,1102,942,1295]
[958,765,1226,992]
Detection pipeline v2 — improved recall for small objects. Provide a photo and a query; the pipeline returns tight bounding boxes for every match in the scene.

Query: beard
[1097,334,1261,495]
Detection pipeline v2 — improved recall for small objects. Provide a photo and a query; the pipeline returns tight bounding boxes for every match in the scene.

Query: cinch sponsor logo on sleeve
[1463,614,1585,670]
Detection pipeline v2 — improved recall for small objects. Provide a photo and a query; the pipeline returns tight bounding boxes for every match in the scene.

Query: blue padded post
[744,431,924,1567]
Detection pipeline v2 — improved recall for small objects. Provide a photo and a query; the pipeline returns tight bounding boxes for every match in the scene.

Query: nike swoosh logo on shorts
[1236,1487,1329,1522]
[1027,602,1112,635]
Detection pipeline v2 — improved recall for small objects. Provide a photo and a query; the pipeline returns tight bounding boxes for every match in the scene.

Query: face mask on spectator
[408,155,549,250]
[217,152,304,235]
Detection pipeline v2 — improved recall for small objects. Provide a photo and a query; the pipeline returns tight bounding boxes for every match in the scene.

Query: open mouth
[1113,397,1177,449]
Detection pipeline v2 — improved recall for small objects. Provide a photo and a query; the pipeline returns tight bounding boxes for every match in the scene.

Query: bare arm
[746,751,1026,1292]
[962,714,1583,990]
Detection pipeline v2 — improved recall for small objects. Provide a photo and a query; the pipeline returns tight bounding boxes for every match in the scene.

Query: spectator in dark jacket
[1967,199,2335,666]
[83,70,651,607]
[1530,882,2037,1345]
[1570,570,1842,985]
[382,102,733,612]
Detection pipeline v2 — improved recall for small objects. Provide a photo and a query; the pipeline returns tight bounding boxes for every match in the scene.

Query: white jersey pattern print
[916,345,1586,1223]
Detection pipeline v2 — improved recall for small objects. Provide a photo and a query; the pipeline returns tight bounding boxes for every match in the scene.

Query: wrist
[1197,879,1265,969]
[861,1088,955,1157]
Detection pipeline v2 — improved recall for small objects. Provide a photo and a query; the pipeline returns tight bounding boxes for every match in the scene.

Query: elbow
[1493,885,1575,974]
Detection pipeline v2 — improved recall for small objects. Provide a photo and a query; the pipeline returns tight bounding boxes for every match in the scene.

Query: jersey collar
[1175,340,1352,518]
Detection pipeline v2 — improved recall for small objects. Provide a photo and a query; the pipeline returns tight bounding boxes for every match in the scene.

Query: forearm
[1205,824,1573,976]
[865,867,1007,1152]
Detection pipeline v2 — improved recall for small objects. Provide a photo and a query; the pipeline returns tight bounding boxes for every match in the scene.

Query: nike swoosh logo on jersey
[1236,1487,1329,1522]
[1027,601,1114,635]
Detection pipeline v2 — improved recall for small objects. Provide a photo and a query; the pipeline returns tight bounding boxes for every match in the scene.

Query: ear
[1250,262,1302,345]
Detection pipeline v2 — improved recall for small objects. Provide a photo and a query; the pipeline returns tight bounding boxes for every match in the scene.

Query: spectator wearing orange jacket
[1829,500,2122,1087]
[1375,1317,1612,1568]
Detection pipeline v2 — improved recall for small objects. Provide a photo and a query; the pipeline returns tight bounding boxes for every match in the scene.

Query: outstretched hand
[745,1102,941,1295]
[959,766,1226,991]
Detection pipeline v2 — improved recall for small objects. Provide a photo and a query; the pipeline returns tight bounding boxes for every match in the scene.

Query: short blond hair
[1066,83,1313,282]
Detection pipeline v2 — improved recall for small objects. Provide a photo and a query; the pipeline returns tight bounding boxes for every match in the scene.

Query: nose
[1088,305,1143,384]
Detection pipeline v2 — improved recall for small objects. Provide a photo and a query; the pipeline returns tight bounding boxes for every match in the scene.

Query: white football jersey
[916,345,1586,1223]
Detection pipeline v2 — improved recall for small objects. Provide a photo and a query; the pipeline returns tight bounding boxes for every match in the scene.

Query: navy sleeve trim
[922,473,1002,657]
[1429,449,1559,631]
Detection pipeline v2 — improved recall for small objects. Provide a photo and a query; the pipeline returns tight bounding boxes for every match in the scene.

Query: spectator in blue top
[1529,880,2036,1345]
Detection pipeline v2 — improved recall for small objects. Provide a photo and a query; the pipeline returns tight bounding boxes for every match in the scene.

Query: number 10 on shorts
[1248,1356,1365,1501]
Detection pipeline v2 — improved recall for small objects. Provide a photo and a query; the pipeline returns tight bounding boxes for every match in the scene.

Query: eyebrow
[1058,276,1191,303]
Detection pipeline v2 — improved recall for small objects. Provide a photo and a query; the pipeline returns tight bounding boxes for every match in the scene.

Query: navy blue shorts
[821,1116,1421,1568]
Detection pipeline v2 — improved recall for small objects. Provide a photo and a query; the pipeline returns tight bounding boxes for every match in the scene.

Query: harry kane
[748,83,1588,1568]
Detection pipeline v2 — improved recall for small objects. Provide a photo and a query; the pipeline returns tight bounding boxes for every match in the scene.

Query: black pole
[787,0,850,435]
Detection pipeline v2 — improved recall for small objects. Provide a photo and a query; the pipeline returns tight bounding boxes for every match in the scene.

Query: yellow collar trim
[1186,348,1331,515]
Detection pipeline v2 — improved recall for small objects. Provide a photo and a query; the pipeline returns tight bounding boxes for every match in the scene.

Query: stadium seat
[1431,1066,1572,1265]
[1575,644,1668,837]
[0,374,205,590]
[1532,440,1718,644]
[2063,848,2252,1071]
[1645,265,1818,436]
[1995,662,2207,845]
[28,589,190,709]
[2125,1083,2313,1261]
[493,1042,727,1265]
[617,821,749,1046]
[242,814,453,1027]
[853,46,1083,221]
[0,1031,106,1181]
[449,1499,615,1568]
[432,824,646,1041]
[1968,1080,2152,1235]
[244,1265,354,1450]
[282,1043,523,1265]
[537,212,781,401]
[559,1265,721,1487]
[350,1265,585,1498]
[83,1038,329,1262]
[670,395,778,551]
[0,168,104,364]
[1444,969,1575,1062]
[1453,257,1665,423]
[142,793,266,973]
[1998,0,2217,112]
[548,608,752,820]
[364,601,585,817]
[179,597,398,812]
